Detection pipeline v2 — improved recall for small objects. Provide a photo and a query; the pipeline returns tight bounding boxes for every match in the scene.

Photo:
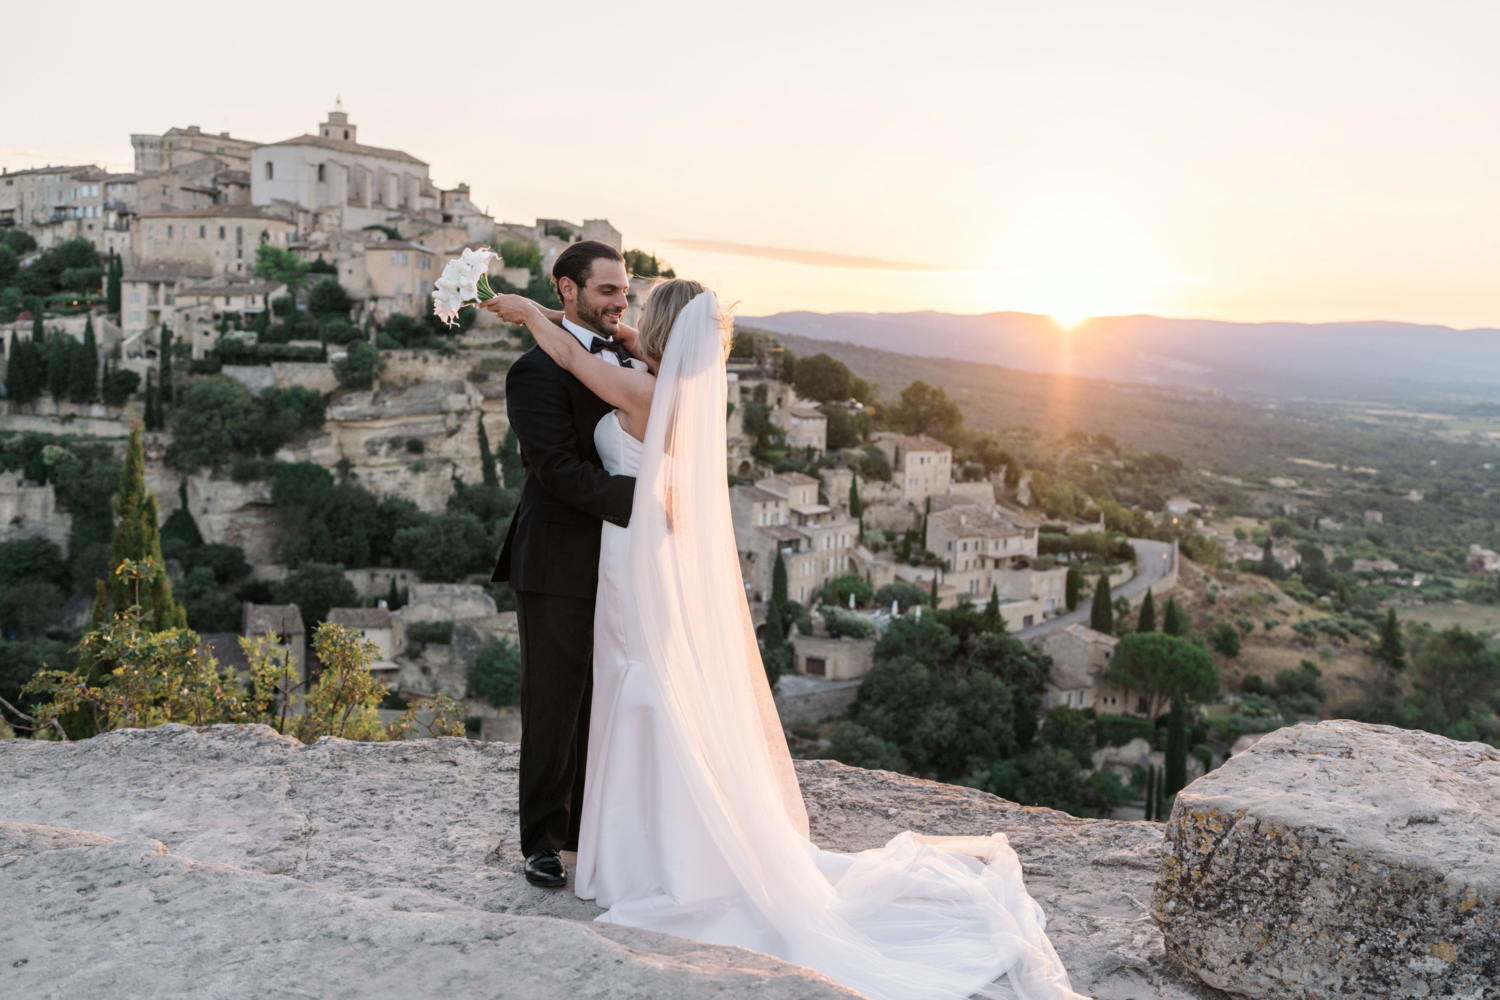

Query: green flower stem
[475,274,495,301]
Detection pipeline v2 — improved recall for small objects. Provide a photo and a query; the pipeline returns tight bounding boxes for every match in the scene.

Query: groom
[491,241,636,888]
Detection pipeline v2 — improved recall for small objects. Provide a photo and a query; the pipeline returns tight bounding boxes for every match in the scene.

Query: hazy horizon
[6,1,1498,329]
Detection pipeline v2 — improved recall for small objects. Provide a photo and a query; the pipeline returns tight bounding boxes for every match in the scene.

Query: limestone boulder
[1154,721,1500,998]
[0,724,1223,999]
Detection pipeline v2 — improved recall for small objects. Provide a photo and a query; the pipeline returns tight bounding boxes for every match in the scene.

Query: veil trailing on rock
[616,289,1086,1000]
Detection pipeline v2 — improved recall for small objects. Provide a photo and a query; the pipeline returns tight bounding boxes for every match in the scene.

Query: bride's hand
[481,294,539,325]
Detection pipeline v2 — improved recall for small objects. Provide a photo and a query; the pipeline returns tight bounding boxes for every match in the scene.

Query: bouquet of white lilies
[432,246,501,327]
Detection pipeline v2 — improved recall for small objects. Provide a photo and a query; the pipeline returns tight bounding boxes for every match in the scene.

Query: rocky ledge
[0,724,1220,999]
[1156,721,1500,998]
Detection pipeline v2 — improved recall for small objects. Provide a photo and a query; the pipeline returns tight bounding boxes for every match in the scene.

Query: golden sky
[7,0,1498,327]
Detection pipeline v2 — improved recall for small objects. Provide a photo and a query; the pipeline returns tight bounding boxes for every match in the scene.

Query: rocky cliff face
[0,725,1218,1000]
[1156,721,1499,999]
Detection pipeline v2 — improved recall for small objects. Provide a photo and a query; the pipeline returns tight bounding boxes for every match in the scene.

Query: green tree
[979,745,1090,816]
[477,413,498,487]
[106,254,122,314]
[468,637,521,708]
[1143,763,1157,821]
[886,380,964,441]
[110,424,186,630]
[0,244,16,286]
[159,325,174,406]
[334,340,385,390]
[272,562,359,628]
[793,353,854,403]
[252,243,311,291]
[1376,607,1406,672]
[982,585,1005,633]
[143,369,161,430]
[1103,631,1219,721]
[1161,597,1188,637]
[848,474,862,521]
[1064,566,1082,611]
[1040,704,1094,768]
[168,375,260,470]
[1164,698,1188,796]
[1258,535,1284,580]
[100,362,140,407]
[1208,620,1242,658]
[391,512,491,582]
[69,314,98,403]
[874,581,928,611]
[1137,588,1156,633]
[1089,573,1113,633]
[499,240,542,273]
[308,277,353,317]
[46,333,71,399]
[820,721,908,772]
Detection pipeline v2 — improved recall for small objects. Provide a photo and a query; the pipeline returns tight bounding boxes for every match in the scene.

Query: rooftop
[138,205,292,220]
[732,485,784,503]
[121,261,213,283]
[757,525,805,543]
[929,505,1037,538]
[265,133,427,168]
[891,435,952,454]
[244,603,306,637]
[327,607,393,629]
[766,472,820,486]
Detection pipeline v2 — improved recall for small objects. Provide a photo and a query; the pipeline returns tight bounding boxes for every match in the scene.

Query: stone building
[120,261,213,350]
[171,277,286,359]
[364,240,437,320]
[327,606,398,660]
[732,472,858,605]
[1036,623,1154,717]
[0,472,71,554]
[243,603,307,685]
[251,104,437,234]
[135,205,296,277]
[132,125,261,175]
[790,634,876,681]
[0,164,124,252]
[873,433,953,504]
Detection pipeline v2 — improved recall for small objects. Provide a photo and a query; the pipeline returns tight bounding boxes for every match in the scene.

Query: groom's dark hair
[552,240,625,297]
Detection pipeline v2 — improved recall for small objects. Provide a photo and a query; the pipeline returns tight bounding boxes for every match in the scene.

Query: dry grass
[1391,601,1500,636]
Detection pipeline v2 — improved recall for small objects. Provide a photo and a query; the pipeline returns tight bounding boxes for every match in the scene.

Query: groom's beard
[576,296,623,337]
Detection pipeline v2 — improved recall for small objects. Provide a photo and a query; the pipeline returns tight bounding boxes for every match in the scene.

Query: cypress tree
[1164,698,1187,797]
[106,254,122,314]
[771,549,789,610]
[386,576,405,612]
[31,304,43,343]
[499,425,524,489]
[930,572,940,608]
[1259,535,1279,578]
[143,369,160,430]
[1065,565,1082,611]
[71,314,98,403]
[1137,588,1156,633]
[1089,573,1113,633]
[982,585,1007,634]
[1143,764,1155,821]
[477,413,498,486]
[1376,607,1405,672]
[110,423,186,630]
[848,475,862,519]
[159,325,174,406]
[5,331,20,401]
[1155,764,1168,820]
[1162,597,1188,637]
[47,333,70,400]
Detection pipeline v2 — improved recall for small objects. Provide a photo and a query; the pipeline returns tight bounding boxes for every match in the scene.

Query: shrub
[1208,620,1242,657]
[271,562,359,627]
[820,721,908,772]
[467,636,521,708]
[168,375,260,471]
[308,278,353,317]
[334,340,385,390]
[873,581,930,611]
[817,605,876,639]
[1093,713,1154,749]
[178,566,244,633]
[179,543,251,584]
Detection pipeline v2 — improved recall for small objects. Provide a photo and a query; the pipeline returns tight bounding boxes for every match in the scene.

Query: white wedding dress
[572,293,1086,1000]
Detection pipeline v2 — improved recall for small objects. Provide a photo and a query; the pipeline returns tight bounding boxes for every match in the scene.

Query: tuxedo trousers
[514,589,594,857]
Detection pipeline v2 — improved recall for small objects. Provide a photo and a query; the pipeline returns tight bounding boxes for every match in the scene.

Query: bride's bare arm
[530,303,653,373]
[484,295,654,437]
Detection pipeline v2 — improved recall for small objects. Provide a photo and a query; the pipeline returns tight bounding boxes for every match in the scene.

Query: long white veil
[621,290,1087,1000]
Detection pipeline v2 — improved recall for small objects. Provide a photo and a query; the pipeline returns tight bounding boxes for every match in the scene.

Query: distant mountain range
[736,311,1500,403]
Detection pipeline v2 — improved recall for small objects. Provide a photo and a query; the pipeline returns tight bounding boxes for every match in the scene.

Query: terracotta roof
[768,472,819,486]
[732,485,783,503]
[138,205,292,220]
[121,261,213,283]
[757,525,804,543]
[892,435,951,453]
[327,607,392,629]
[265,133,427,167]
[244,603,305,636]
[929,505,1035,538]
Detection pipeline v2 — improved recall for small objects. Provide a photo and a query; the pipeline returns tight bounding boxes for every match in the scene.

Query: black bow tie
[588,336,634,365]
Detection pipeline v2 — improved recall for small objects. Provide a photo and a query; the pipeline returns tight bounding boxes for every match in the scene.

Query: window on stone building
[199,225,206,238]
[265,162,274,180]
[219,226,225,239]
[317,164,325,182]
[167,225,173,238]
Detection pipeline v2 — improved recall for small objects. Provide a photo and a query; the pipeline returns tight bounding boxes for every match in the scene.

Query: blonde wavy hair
[636,278,733,363]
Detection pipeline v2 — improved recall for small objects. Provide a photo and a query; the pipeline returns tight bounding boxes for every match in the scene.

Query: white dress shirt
[562,317,620,367]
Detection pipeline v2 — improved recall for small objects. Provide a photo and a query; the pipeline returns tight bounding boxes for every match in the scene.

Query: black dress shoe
[525,849,567,888]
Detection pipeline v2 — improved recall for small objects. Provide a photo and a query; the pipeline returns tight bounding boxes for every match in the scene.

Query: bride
[485,281,1086,1000]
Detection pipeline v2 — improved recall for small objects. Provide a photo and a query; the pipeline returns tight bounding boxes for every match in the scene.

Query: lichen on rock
[1153,720,1500,998]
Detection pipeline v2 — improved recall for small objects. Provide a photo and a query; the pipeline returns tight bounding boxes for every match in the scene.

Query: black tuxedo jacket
[492,347,635,598]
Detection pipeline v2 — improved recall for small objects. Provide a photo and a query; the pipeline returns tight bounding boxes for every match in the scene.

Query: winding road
[1016,538,1179,641]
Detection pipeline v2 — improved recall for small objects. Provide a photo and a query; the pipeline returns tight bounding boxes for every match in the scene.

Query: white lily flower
[430,246,503,327]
